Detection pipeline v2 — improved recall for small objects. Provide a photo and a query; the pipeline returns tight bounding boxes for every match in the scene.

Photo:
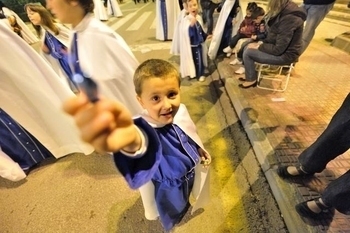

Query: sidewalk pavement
[214,19,350,233]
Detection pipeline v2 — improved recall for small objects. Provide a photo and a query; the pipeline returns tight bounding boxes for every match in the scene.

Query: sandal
[277,165,313,179]
[295,198,333,219]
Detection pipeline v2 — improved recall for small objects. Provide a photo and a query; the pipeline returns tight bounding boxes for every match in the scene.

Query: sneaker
[229,58,242,66]
[223,46,232,53]
[235,67,245,74]
[199,76,206,82]
[226,52,232,57]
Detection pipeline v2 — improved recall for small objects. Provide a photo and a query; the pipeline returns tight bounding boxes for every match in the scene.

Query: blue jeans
[242,47,291,82]
[301,3,334,53]
[203,2,219,35]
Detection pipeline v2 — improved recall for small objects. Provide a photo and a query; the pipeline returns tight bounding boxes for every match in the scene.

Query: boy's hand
[63,94,140,153]
[198,148,211,168]
[189,15,197,26]
[251,35,257,40]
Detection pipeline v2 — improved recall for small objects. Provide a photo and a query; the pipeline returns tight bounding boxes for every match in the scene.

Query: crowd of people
[0,0,349,231]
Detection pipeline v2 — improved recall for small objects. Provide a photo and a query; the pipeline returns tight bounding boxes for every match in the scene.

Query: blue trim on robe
[160,0,168,40]
[113,117,201,231]
[0,108,53,172]
[189,22,207,78]
[44,31,72,78]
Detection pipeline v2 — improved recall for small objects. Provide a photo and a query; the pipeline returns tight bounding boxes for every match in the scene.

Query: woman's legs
[242,48,289,82]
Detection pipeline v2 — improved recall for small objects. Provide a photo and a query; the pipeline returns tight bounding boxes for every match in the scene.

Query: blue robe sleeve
[113,117,162,189]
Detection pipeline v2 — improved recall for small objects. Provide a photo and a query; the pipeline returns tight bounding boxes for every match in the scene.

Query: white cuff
[120,126,148,158]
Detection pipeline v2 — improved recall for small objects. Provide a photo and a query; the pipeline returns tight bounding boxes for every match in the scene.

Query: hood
[280,0,307,21]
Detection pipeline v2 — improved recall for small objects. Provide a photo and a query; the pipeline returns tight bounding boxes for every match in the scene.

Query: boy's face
[46,0,74,24]
[187,0,198,16]
[254,15,264,24]
[137,76,181,125]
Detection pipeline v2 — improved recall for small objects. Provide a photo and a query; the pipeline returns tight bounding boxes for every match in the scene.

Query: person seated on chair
[238,0,306,89]
[277,93,350,219]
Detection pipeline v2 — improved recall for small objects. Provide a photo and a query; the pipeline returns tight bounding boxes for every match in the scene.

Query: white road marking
[126,11,152,31]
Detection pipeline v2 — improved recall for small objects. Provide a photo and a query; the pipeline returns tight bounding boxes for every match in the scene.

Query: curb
[214,59,318,233]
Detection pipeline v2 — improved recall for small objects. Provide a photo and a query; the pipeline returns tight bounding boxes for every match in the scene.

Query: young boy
[180,0,210,81]
[63,59,211,231]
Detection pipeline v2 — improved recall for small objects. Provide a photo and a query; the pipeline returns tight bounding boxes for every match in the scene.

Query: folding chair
[256,63,294,92]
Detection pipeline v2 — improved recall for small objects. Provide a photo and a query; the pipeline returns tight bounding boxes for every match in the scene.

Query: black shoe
[295,198,333,219]
[277,165,314,179]
[238,81,257,89]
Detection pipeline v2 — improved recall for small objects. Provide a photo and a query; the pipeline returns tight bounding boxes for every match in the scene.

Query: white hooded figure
[0,21,93,167]
[107,0,123,17]
[155,0,181,41]
[208,0,243,60]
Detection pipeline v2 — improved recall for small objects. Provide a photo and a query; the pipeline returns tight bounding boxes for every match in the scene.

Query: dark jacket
[259,1,307,63]
[304,0,335,5]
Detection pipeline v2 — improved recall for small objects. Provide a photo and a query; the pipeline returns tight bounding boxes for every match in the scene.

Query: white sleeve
[120,126,149,158]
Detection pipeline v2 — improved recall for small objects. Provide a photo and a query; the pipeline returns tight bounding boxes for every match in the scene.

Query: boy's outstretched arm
[62,94,142,153]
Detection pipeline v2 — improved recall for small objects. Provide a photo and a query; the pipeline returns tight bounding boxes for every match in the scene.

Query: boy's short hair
[133,59,181,96]
[251,6,265,19]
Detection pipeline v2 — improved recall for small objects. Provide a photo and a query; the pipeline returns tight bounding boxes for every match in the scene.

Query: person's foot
[277,165,313,178]
[223,46,233,53]
[229,58,242,66]
[199,76,206,82]
[238,81,257,89]
[295,198,333,219]
[235,67,245,74]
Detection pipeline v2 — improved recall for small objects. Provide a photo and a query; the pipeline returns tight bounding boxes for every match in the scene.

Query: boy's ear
[136,95,144,108]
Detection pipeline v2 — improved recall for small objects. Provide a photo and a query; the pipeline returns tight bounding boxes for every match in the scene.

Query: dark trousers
[229,33,248,49]
[202,2,219,35]
[299,93,350,215]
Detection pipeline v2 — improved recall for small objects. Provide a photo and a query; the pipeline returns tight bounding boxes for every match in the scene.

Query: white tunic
[208,0,243,60]
[93,0,109,21]
[180,14,208,78]
[107,0,123,17]
[170,9,187,55]
[70,14,142,115]
[155,0,181,41]
[0,21,93,159]
[1,7,39,44]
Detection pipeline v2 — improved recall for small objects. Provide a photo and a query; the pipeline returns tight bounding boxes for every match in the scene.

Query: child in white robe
[0,21,93,162]
[25,3,77,92]
[170,0,188,55]
[107,0,123,17]
[46,0,143,115]
[155,0,181,41]
[0,1,39,44]
[180,0,210,81]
